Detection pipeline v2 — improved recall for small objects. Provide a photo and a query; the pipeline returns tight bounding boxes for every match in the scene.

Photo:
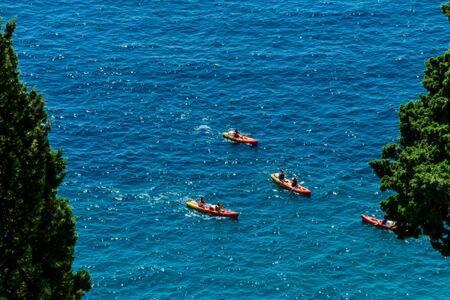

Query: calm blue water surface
[2,0,450,298]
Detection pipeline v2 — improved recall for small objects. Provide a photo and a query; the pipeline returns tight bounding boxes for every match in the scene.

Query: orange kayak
[223,132,258,145]
[186,200,239,219]
[271,173,311,196]
[361,214,396,230]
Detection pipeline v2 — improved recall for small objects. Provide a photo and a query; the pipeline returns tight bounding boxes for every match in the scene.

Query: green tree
[0,19,91,298]
[370,4,450,256]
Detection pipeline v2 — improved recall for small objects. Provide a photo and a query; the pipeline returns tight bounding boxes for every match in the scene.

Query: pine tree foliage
[370,4,450,256]
[0,19,91,298]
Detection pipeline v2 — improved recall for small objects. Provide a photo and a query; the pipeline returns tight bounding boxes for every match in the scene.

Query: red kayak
[361,214,396,230]
[271,173,311,196]
[223,132,258,145]
[186,200,239,219]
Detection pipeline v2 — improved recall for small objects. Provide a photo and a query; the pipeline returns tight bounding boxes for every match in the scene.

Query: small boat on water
[361,214,396,230]
[186,200,239,219]
[223,131,258,145]
[271,173,311,196]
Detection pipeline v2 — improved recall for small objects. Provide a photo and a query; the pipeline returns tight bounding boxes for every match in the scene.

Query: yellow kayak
[186,200,239,219]
[271,173,311,196]
[223,132,258,145]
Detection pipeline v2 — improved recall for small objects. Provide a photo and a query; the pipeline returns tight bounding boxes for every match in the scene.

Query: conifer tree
[0,19,91,298]
[370,4,450,256]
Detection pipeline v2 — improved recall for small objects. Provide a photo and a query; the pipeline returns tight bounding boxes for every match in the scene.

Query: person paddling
[291,177,298,187]
[233,130,240,138]
[215,202,224,211]
[382,216,397,229]
[198,196,206,207]
[278,169,285,181]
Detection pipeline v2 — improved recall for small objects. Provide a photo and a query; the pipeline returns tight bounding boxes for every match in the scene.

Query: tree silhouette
[0,19,91,298]
[370,3,450,256]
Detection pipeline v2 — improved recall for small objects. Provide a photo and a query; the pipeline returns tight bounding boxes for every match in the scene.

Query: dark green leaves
[443,3,450,22]
[370,3,450,256]
[0,19,91,298]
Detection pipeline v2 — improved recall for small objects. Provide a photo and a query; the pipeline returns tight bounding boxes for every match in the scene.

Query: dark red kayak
[361,214,396,230]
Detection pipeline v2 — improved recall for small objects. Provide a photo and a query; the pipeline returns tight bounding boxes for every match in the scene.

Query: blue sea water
[2,0,450,298]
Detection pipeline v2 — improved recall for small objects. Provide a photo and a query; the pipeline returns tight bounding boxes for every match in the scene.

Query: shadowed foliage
[0,19,91,298]
[370,4,450,256]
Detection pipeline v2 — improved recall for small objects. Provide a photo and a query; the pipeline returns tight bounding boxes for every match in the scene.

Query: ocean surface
[2,0,450,298]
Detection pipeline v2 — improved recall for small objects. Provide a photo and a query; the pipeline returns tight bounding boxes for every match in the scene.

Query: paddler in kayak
[278,169,285,181]
[381,216,397,229]
[291,177,298,187]
[233,130,241,138]
[215,202,224,211]
[197,196,206,207]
